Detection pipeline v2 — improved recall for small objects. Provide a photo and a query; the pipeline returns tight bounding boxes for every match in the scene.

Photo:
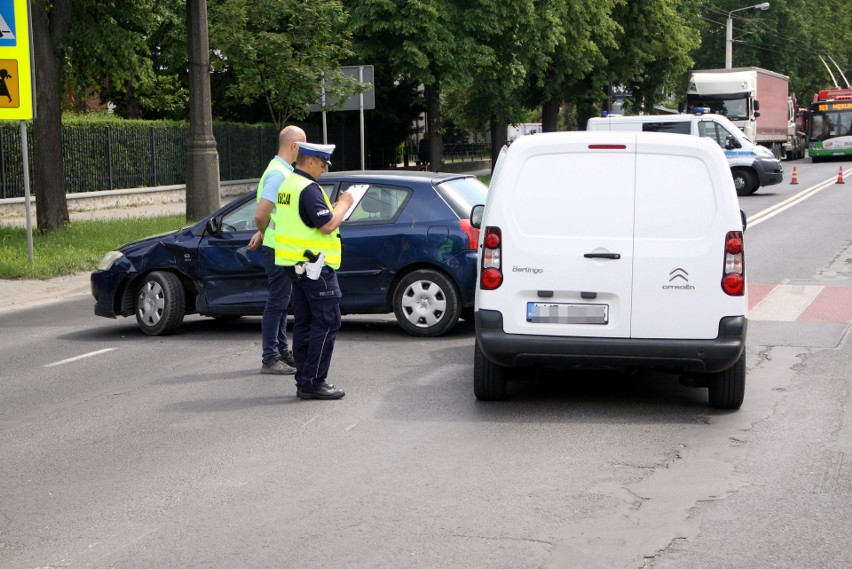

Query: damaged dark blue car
[91,171,488,337]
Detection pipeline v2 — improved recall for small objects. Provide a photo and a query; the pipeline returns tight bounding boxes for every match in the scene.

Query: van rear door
[491,134,636,338]
[631,136,736,339]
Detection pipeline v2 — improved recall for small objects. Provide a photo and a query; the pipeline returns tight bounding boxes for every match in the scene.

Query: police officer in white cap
[270,141,353,400]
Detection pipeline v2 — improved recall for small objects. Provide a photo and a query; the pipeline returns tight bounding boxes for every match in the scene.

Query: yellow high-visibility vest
[256,158,294,249]
[271,173,342,268]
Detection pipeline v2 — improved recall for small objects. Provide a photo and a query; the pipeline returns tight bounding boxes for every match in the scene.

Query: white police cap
[296,142,336,166]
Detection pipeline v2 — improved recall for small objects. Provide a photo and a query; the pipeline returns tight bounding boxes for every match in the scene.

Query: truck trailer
[687,67,806,160]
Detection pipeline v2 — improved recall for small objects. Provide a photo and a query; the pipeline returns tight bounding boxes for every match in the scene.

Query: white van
[587,110,783,196]
[471,131,748,409]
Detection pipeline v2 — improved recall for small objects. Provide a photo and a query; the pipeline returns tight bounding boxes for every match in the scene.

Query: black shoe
[296,383,332,398]
[279,350,296,368]
[261,358,296,375]
[298,384,345,400]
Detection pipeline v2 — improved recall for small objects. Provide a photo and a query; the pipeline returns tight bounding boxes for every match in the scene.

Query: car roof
[321,170,475,184]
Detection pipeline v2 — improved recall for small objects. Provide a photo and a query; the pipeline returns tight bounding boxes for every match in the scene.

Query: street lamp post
[726,2,770,69]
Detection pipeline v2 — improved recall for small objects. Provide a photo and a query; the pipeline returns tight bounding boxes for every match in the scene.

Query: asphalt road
[1,158,850,569]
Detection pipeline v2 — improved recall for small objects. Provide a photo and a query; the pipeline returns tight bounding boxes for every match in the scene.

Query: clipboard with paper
[342,184,370,221]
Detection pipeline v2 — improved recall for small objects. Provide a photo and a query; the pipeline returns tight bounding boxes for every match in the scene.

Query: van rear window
[642,122,691,134]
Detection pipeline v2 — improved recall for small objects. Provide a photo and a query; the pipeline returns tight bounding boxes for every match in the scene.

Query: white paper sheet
[342,184,370,220]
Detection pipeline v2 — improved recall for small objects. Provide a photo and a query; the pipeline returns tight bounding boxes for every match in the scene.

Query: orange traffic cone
[790,166,799,184]
[838,166,845,184]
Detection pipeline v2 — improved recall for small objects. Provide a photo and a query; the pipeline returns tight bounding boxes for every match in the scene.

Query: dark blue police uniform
[285,168,343,393]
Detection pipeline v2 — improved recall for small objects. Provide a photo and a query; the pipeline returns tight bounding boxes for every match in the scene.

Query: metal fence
[0,122,279,199]
[0,123,491,199]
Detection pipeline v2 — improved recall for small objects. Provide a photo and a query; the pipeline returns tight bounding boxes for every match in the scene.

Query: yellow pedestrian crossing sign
[0,0,32,119]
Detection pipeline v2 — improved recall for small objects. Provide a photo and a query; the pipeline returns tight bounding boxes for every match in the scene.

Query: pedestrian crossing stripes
[748,284,852,323]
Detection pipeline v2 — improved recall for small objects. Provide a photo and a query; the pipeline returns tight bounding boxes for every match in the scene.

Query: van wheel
[707,350,746,410]
[732,169,757,196]
[135,271,186,336]
[392,269,461,337]
[474,341,508,401]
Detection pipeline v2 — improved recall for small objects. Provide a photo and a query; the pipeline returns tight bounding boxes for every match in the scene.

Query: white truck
[687,67,806,160]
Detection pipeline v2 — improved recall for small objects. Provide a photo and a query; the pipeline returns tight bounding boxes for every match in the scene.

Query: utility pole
[185,0,220,221]
[726,2,770,69]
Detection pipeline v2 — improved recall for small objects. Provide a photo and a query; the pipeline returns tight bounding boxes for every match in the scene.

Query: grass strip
[0,215,188,280]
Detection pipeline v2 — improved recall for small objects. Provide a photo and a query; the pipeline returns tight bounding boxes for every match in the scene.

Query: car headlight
[97,251,124,271]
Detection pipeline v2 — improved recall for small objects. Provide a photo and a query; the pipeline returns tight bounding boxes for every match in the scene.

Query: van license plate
[527,302,608,324]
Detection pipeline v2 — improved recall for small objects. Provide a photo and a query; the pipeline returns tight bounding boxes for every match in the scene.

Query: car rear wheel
[135,271,186,336]
[392,269,461,337]
[707,349,746,410]
[474,341,507,401]
[732,168,757,196]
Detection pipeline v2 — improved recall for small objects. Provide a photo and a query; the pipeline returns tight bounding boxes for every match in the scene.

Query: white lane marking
[747,285,823,321]
[748,176,837,228]
[43,348,117,368]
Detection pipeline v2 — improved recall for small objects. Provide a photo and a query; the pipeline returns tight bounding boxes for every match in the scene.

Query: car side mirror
[470,204,484,229]
[206,217,221,235]
[741,209,748,232]
[725,136,741,150]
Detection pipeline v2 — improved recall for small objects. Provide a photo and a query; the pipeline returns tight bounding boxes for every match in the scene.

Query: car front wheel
[392,269,461,337]
[135,271,186,336]
[732,168,757,196]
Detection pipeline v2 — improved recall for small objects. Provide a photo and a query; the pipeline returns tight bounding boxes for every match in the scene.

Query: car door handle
[584,252,621,259]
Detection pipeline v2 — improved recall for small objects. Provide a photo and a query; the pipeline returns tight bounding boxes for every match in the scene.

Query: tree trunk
[425,84,442,172]
[31,0,72,233]
[489,97,507,171]
[542,96,559,132]
[124,82,142,119]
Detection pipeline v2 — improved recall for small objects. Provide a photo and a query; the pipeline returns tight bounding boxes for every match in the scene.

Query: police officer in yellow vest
[272,142,353,400]
[248,125,306,376]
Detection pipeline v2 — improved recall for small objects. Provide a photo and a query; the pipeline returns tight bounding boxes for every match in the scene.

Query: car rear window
[434,177,488,219]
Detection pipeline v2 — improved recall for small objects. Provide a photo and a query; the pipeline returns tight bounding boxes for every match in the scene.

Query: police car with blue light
[587,108,783,195]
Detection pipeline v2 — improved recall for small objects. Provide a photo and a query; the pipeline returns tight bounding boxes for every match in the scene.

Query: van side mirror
[725,136,741,150]
[740,210,748,232]
[470,204,484,229]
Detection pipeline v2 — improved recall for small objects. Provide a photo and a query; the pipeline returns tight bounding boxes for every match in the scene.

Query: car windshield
[434,177,488,219]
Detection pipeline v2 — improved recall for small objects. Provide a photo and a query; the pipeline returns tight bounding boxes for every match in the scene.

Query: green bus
[808,89,852,161]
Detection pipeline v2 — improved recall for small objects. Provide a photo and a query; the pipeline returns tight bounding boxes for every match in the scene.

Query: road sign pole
[21,120,33,263]
[359,66,365,170]
[321,72,328,144]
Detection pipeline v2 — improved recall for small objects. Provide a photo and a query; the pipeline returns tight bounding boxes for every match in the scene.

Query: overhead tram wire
[696,0,850,64]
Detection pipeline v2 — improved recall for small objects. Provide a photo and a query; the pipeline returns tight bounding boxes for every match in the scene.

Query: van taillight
[721,231,745,296]
[480,226,502,290]
[459,219,480,251]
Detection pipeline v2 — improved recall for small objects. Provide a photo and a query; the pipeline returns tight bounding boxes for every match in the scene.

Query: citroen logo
[669,267,689,282]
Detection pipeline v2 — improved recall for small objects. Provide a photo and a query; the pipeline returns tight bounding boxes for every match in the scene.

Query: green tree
[522,0,620,132]
[691,0,852,105]
[609,0,700,114]
[208,0,361,130]
[449,0,543,162]
[347,0,475,170]
[31,0,166,232]
[94,0,189,120]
